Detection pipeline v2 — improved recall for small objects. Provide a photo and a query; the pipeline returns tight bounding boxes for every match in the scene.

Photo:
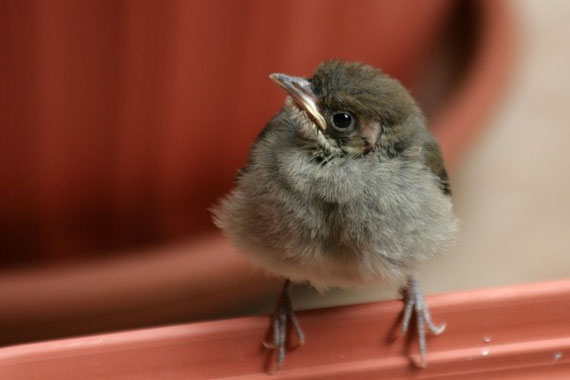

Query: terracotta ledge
[1,279,569,379]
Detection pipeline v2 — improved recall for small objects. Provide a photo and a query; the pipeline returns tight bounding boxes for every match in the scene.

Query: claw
[264,280,304,372]
[400,276,445,368]
[262,340,276,349]
[288,311,305,346]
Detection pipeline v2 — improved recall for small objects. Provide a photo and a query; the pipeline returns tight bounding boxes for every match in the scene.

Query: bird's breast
[214,153,457,289]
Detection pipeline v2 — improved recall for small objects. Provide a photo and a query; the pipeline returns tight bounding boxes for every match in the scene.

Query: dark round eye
[331,112,354,130]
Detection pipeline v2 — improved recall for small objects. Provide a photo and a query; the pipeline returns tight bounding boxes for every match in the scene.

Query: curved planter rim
[1,280,569,378]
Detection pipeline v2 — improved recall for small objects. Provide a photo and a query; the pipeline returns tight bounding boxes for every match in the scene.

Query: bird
[212,60,458,371]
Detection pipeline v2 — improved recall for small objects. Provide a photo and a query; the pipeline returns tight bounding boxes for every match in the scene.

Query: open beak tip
[269,73,282,82]
[268,72,327,131]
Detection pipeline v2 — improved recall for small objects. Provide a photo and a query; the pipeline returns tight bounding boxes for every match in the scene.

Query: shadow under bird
[213,60,458,371]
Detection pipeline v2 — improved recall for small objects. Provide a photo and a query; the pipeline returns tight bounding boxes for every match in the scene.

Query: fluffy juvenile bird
[213,60,457,370]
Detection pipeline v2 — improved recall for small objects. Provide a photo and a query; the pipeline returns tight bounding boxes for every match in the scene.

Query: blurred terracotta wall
[0,0,454,266]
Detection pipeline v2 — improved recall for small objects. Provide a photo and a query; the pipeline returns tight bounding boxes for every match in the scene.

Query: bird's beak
[269,73,327,130]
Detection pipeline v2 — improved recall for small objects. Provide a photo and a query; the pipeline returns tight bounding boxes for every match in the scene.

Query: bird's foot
[400,276,446,368]
[262,280,304,372]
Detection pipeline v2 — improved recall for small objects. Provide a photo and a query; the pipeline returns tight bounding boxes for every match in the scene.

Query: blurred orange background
[0,0,475,266]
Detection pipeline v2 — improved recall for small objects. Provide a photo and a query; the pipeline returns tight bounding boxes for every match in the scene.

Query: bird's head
[270,60,421,158]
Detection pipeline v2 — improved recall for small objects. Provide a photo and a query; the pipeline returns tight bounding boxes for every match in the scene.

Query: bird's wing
[421,136,451,196]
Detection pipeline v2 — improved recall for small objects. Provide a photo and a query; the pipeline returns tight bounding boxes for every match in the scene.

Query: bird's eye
[331,112,354,130]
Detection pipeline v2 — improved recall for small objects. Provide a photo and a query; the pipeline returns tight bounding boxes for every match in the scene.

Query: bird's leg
[262,279,304,371]
[400,275,446,368]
